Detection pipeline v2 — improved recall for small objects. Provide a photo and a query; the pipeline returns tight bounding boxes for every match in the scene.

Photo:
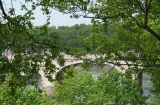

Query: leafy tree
[0,0,66,94]
[0,81,54,105]
[50,0,160,41]
[44,0,160,94]
[54,70,146,105]
[0,0,160,104]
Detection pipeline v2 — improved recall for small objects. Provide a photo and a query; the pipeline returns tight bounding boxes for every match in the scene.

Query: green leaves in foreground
[0,82,54,105]
[54,71,146,105]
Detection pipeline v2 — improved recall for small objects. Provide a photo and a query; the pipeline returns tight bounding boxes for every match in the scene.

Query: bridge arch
[55,61,125,81]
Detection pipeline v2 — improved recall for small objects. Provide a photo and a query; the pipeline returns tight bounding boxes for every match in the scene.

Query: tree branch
[144,25,160,41]
[131,16,160,41]
[0,0,56,50]
[83,13,124,20]
[144,0,149,26]
[0,0,7,17]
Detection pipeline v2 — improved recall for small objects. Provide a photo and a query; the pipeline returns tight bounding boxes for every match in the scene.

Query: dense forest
[1,0,160,105]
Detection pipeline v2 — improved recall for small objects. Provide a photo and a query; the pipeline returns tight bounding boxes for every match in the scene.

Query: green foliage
[52,0,160,40]
[55,71,99,105]
[57,24,92,49]
[54,70,146,105]
[1,0,160,104]
[149,68,160,93]
[0,82,53,105]
[146,94,160,105]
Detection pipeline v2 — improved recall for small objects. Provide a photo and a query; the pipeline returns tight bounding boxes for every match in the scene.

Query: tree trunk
[137,71,143,95]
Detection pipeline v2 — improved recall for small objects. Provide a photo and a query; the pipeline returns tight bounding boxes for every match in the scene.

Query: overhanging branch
[0,0,7,17]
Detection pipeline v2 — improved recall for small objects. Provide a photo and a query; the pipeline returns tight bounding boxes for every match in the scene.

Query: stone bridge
[39,54,128,95]
[5,52,141,96]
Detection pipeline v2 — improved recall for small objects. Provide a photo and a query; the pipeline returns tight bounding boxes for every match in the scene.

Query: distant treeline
[45,23,118,49]
[48,24,92,48]
[30,23,118,56]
